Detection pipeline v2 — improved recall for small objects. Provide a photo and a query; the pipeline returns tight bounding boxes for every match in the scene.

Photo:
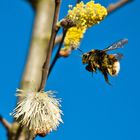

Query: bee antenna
[77,48,84,54]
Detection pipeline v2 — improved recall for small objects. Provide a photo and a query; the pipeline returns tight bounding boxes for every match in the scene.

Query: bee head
[82,53,89,64]
[107,61,120,76]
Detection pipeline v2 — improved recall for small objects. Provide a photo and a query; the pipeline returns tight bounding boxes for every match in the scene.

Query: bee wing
[103,39,128,52]
[113,53,123,61]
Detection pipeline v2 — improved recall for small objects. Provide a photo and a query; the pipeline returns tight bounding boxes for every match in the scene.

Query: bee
[82,39,128,84]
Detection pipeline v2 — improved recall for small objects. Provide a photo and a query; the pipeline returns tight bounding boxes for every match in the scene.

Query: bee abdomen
[107,61,120,76]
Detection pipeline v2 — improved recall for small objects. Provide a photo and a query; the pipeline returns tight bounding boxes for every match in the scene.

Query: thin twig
[48,29,67,77]
[76,0,81,4]
[107,0,133,14]
[15,125,23,140]
[0,115,11,131]
[39,0,61,91]
[55,35,63,46]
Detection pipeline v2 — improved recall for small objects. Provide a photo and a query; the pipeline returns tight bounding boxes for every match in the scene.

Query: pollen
[64,26,86,50]
[66,0,107,28]
[60,0,107,54]
[85,1,107,27]
[11,89,63,135]
[67,1,87,28]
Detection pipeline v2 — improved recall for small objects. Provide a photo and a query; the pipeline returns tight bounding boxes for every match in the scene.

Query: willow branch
[54,0,132,46]
[76,0,81,4]
[8,0,55,140]
[39,0,61,91]
[48,29,67,77]
[21,0,55,91]
[0,115,11,131]
[55,35,63,45]
[107,0,133,14]
[15,126,23,140]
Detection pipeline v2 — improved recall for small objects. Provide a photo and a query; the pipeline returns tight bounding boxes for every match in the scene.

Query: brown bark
[21,0,54,91]
[8,0,55,139]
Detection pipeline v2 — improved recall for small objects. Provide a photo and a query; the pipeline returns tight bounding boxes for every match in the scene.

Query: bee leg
[90,62,97,73]
[85,65,92,72]
[103,72,112,85]
[94,67,97,73]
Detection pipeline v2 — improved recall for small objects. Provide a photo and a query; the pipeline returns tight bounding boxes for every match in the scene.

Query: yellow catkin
[67,0,107,28]
[62,0,107,53]
[64,27,86,49]
[85,1,107,27]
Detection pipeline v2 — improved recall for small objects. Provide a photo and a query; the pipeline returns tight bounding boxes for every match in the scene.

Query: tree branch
[48,29,67,77]
[8,0,55,140]
[107,0,133,14]
[0,115,11,131]
[21,0,55,91]
[15,125,23,140]
[55,35,63,45]
[76,0,81,4]
[38,0,61,91]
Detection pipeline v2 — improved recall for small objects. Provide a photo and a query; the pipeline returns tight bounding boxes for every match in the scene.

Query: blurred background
[0,0,140,140]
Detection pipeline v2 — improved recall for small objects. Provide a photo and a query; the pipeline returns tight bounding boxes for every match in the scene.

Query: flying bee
[81,39,128,84]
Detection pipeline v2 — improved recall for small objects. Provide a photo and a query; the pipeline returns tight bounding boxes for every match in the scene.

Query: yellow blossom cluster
[64,27,86,50]
[67,0,107,28]
[67,2,86,28]
[84,1,108,27]
[60,1,107,56]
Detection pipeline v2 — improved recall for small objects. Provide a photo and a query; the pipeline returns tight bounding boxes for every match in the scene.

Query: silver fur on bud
[11,89,63,135]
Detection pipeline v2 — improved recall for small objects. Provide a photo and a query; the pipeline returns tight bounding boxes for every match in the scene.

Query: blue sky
[0,0,140,140]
